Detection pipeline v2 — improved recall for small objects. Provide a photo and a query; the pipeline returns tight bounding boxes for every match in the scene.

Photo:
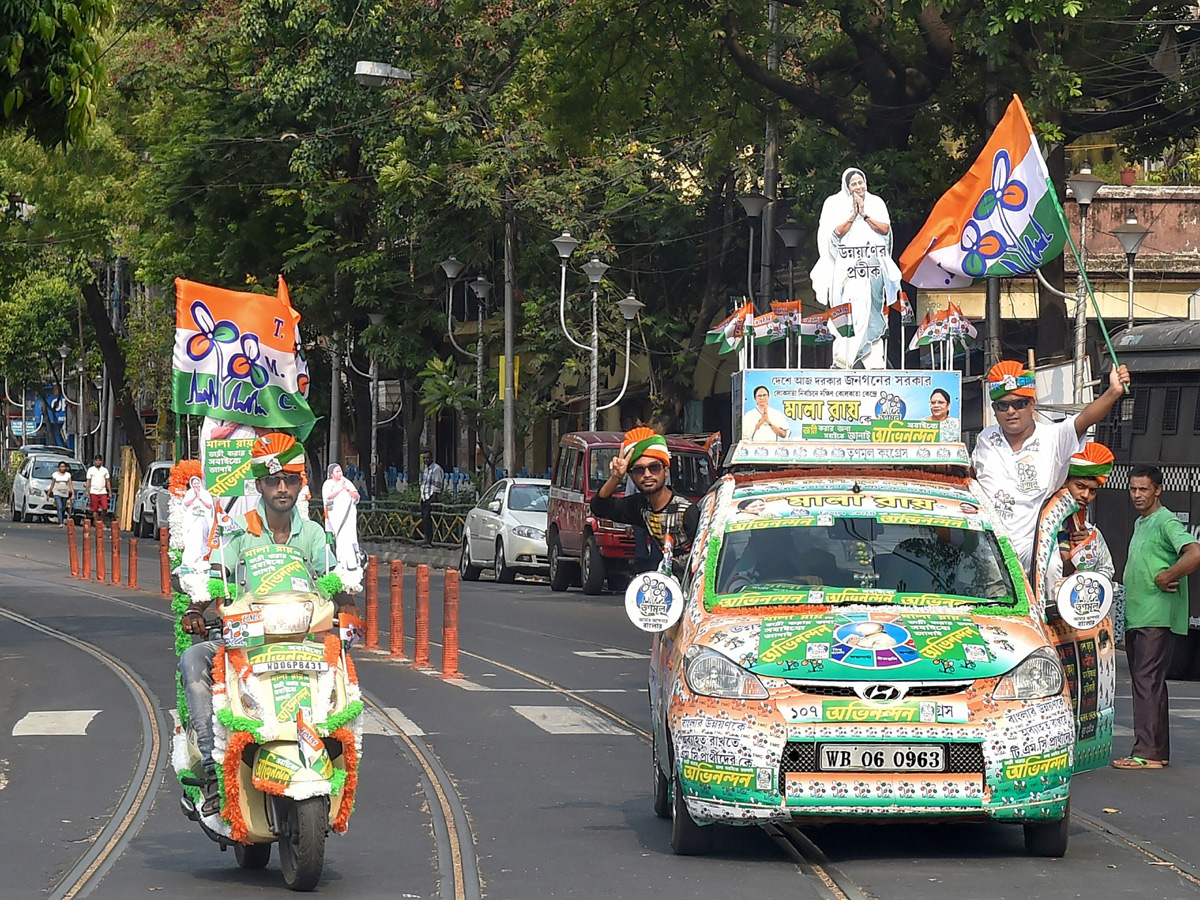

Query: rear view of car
[545,431,714,595]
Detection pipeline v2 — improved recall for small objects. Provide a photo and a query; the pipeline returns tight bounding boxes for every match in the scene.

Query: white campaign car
[11,453,87,523]
[459,478,550,582]
[133,460,174,538]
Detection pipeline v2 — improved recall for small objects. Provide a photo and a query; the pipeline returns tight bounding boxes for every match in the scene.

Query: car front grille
[780,742,985,775]
[787,682,971,698]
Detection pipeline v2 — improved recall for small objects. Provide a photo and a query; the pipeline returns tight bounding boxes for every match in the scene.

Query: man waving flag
[899,96,1068,288]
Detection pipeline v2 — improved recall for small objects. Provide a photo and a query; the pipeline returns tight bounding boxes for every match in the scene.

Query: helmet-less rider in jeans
[177,434,359,816]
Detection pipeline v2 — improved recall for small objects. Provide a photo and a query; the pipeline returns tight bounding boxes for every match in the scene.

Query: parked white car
[11,453,87,523]
[132,460,174,538]
[459,478,550,582]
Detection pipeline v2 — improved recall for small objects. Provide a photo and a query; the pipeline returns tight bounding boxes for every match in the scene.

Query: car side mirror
[487,501,501,513]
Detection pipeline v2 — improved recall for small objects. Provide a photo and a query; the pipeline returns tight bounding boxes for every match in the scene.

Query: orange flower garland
[222,730,255,842]
[331,726,358,833]
[169,459,204,497]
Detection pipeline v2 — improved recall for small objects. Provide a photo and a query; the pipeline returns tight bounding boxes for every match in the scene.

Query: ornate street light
[597,293,646,415]
[1066,167,1105,402]
[1111,211,1151,330]
[738,192,768,306]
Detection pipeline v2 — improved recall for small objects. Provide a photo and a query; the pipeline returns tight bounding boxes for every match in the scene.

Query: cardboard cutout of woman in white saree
[323,463,362,573]
[810,168,903,369]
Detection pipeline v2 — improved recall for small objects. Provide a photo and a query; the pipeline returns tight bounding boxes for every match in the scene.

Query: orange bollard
[67,521,79,578]
[159,527,170,597]
[440,569,460,678]
[364,556,379,650]
[388,560,405,659]
[414,564,430,668]
[111,522,121,585]
[81,520,91,579]
[128,537,139,590]
[94,521,105,582]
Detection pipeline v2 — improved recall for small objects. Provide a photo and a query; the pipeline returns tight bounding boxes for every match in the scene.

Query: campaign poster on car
[734,369,962,444]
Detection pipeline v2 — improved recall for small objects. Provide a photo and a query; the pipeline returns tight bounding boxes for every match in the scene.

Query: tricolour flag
[898,95,1068,288]
[172,277,315,435]
[705,302,754,354]
[827,303,854,337]
[751,311,788,345]
[799,311,834,346]
[769,300,803,329]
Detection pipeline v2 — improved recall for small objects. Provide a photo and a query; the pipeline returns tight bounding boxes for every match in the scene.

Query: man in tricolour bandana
[972,359,1129,573]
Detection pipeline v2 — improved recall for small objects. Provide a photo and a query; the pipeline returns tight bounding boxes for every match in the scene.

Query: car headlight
[685,648,769,699]
[993,650,1064,701]
[512,525,545,540]
[31,487,46,497]
[252,601,314,636]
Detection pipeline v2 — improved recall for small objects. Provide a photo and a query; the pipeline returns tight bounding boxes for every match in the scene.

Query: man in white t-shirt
[972,359,1130,573]
[85,454,112,521]
[741,385,792,442]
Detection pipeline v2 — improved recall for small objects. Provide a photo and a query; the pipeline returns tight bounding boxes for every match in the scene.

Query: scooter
[174,587,363,892]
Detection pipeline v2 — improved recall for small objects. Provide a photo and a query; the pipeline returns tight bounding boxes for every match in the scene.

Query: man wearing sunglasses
[178,432,357,816]
[591,427,700,579]
[972,359,1130,572]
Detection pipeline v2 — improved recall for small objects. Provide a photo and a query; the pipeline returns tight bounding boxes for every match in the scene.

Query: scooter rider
[178,433,358,815]
[591,427,700,578]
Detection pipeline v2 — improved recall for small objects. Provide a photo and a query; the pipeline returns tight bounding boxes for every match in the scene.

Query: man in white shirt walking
[419,451,445,548]
[85,454,112,523]
[972,359,1129,573]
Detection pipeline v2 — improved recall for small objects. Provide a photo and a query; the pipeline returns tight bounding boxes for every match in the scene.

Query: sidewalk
[361,539,460,570]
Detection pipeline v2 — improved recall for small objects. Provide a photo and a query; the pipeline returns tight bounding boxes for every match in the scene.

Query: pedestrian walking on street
[85,454,111,523]
[419,450,444,548]
[50,460,73,526]
[1113,464,1200,771]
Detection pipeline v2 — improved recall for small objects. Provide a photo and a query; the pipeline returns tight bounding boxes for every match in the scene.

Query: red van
[546,431,716,594]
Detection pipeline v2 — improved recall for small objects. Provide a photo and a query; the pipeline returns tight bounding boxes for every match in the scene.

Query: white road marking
[443,677,626,693]
[1171,709,1200,720]
[574,648,650,660]
[511,706,632,735]
[1113,724,1133,737]
[362,707,425,736]
[12,709,100,736]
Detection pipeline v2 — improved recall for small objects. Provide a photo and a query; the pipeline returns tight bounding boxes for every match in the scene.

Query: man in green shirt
[178,433,357,814]
[1113,463,1200,770]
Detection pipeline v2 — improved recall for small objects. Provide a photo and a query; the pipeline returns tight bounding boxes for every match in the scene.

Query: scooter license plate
[252,659,329,674]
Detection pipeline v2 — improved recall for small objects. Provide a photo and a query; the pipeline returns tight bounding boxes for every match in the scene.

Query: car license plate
[818,743,945,772]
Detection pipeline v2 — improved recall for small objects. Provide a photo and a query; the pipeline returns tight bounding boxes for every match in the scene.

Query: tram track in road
[0,604,165,900]
[8,554,1200,897]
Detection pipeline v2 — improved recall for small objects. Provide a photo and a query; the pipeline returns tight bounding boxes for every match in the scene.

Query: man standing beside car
[1112,464,1200,771]
[591,427,700,578]
[85,454,111,522]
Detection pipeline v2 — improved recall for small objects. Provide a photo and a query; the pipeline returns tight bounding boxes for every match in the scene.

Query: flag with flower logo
[705,302,755,354]
[751,311,789,345]
[172,277,315,435]
[898,95,1068,288]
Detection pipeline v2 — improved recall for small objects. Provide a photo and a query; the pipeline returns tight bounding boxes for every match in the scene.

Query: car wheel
[1023,799,1069,857]
[671,771,713,855]
[17,500,26,524]
[652,732,671,819]
[495,539,516,584]
[11,497,20,523]
[580,534,606,595]
[548,537,576,592]
[460,537,482,581]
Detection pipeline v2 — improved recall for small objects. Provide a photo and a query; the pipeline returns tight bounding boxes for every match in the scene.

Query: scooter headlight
[253,601,314,636]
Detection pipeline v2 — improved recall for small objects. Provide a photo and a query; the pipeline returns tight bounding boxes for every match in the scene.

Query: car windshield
[509,484,549,512]
[714,517,1014,604]
[150,467,170,487]
[587,448,713,498]
[34,460,85,480]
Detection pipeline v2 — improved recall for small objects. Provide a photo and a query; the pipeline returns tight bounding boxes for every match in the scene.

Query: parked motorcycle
[174,586,363,891]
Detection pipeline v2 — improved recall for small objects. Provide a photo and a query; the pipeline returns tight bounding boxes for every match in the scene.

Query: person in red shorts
[85,454,111,521]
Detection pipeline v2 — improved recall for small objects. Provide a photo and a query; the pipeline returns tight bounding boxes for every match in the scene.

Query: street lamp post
[1111,211,1151,331]
[1066,168,1105,403]
[596,294,645,416]
[366,312,384,497]
[775,217,804,368]
[738,193,768,307]
[581,257,610,430]
[469,275,492,475]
